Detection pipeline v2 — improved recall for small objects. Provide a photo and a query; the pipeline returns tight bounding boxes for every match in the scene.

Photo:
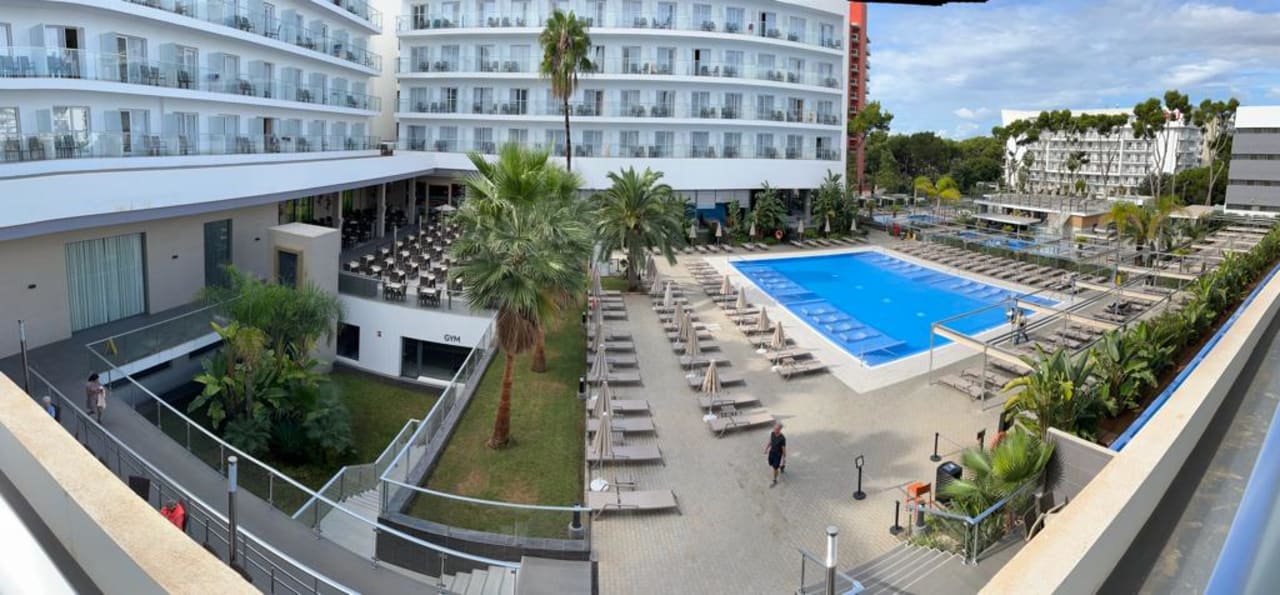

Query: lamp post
[853,455,866,500]
[227,456,239,566]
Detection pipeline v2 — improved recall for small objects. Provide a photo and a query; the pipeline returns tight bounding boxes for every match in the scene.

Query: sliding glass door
[65,233,146,331]
[203,219,232,287]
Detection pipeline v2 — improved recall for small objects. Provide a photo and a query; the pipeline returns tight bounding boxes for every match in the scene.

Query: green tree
[538,10,593,171]
[913,175,935,205]
[452,168,582,448]
[1192,98,1240,205]
[811,172,845,235]
[1132,90,1192,199]
[199,267,343,365]
[751,183,787,237]
[934,174,961,210]
[873,146,902,193]
[847,101,894,193]
[1003,347,1100,439]
[1089,330,1158,414]
[593,167,687,291]
[940,428,1055,515]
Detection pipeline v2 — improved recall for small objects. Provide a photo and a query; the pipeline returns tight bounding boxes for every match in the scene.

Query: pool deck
[695,243,1069,393]
[591,237,1006,594]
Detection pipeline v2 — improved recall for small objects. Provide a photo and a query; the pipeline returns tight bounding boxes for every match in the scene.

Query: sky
[865,0,1280,139]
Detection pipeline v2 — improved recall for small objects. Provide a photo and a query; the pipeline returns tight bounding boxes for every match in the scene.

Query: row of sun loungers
[894,242,1086,295]
[788,236,864,250]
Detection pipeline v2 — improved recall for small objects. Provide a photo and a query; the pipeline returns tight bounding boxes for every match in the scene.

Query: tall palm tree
[811,172,844,235]
[594,167,687,291]
[934,174,961,212]
[538,10,593,171]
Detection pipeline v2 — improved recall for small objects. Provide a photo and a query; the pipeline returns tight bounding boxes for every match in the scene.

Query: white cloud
[869,0,1280,136]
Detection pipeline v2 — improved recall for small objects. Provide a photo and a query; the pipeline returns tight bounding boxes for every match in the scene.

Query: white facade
[1000,108,1203,198]
[1224,105,1280,216]
[1,0,384,164]
[393,0,849,194]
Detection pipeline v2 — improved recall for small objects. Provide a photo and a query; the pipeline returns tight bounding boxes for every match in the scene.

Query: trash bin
[935,461,963,504]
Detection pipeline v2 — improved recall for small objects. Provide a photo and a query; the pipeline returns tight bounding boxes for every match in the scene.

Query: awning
[975,213,1041,226]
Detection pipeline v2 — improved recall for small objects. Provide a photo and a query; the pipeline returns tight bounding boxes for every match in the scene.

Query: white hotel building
[1000,108,1203,198]
[0,0,848,371]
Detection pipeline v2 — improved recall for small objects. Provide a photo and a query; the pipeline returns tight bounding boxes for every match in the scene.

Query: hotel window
[545,129,565,155]
[440,45,460,71]
[583,89,603,115]
[757,53,775,79]
[722,92,742,118]
[725,7,744,33]
[691,131,710,156]
[787,97,804,121]
[723,132,741,157]
[655,47,675,74]
[587,1,605,26]
[0,23,11,51]
[410,46,430,71]
[691,91,711,117]
[724,50,743,77]
[410,4,428,29]
[509,45,530,71]
[477,44,495,71]
[581,129,601,156]
[756,132,774,157]
[621,89,640,116]
[473,87,493,113]
[0,107,18,140]
[787,57,804,83]
[755,94,775,119]
[620,130,640,155]
[787,17,805,41]
[623,0,643,26]
[508,88,528,114]
[655,90,675,117]
[437,126,457,151]
[441,87,458,112]
[654,131,673,157]
[478,0,497,25]
[511,0,529,25]
[440,0,460,22]
[786,134,803,158]
[655,2,676,28]
[65,233,147,331]
[819,23,835,46]
[474,127,493,152]
[622,46,641,74]
[507,128,527,146]
[693,4,713,29]
[51,106,90,143]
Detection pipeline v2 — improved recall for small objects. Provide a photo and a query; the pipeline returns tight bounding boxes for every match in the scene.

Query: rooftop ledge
[0,373,254,595]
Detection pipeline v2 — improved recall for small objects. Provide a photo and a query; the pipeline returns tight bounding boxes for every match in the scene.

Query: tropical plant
[198,267,343,365]
[751,183,787,237]
[934,174,961,210]
[538,10,593,171]
[593,167,687,291]
[940,428,1055,515]
[913,175,935,204]
[1089,331,1157,414]
[191,320,271,429]
[812,172,845,235]
[452,152,586,447]
[1003,347,1100,439]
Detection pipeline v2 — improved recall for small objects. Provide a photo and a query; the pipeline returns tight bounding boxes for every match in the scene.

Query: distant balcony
[1,132,380,163]
[394,138,838,161]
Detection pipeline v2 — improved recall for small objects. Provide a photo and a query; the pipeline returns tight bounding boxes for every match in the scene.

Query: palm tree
[751,183,787,238]
[811,172,844,236]
[1003,346,1098,439]
[913,175,934,205]
[934,175,961,212]
[538,10,593,171]
[593,167,687,291]
[941,428,1055,515]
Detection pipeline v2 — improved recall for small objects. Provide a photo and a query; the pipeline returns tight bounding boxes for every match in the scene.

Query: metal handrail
[27,367,357,595]
[381,478,590,512]
[84,302,225,350]
[85,343,521,571]
[293,418,419,519]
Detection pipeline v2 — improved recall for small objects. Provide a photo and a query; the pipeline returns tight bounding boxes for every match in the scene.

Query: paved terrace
[591,237,1007,594]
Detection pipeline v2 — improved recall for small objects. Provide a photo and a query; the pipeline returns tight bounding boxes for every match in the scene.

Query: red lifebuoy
[774,229,784,241]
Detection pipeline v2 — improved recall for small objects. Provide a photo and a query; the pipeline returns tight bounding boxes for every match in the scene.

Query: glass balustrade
[0,47,382,111]
[119,0,381,70]
[0,131,380,163]
[396,56,532,74]
[395,97,841,127]
[395,55,839,88]
[394,10,844,52]
[395,138,839,161]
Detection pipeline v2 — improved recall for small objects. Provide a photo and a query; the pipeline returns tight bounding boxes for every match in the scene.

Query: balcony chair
[26,136,47,160]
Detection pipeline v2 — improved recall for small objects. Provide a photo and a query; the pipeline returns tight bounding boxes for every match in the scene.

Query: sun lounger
[585,354,639,367]
[586,444,663,463]
[595,300,626,311]
[766,349,813,362]
[586,325,633,341]
[587,371,643,385]
[678,355,731,368]
[671,341,720,354]
[652,302,691,313]
[754,242,772,251]
[587,487,679,517]
[657,312,700,323]
[587,417,655,433]
[741,243,757,252]
[776,359,828,379]
[706,409,775,436]
[664,330,714,343]
[587,339,636,352]
[685,371,744,387]
[697,393,760,409]
[585,396,650,414]
[598,309,627,320]
[940,374,985,399]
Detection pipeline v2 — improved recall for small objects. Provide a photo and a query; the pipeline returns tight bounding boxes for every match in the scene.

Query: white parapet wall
[982,265,1280,594]
[0,374,254,595]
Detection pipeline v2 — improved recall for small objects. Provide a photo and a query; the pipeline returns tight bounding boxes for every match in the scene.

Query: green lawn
[155,369,437,514]
[601,275,630,292]
[409,308,586,538]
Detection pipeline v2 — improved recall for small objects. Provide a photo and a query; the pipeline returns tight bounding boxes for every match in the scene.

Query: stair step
[451,572,470,594]
[465,569,488,595]
[481,566,505,595]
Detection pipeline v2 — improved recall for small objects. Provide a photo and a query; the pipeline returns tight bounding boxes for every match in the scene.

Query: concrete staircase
[842,543,957,594]
[317,488,380,558]
[438,566,517,595]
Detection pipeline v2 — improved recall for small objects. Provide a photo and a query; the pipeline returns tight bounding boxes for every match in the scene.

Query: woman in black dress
[765,423,786,486]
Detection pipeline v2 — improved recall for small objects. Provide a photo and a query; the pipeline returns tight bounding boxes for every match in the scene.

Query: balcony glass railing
[314,0,383,29]
[397,55,840,88]
[396,98,842,126]
[0,132,380,163]
[0,48,381,111]
[394,11,844,52]
[120,0,381,70]
[396,56,533,74]
[396,138,840,161]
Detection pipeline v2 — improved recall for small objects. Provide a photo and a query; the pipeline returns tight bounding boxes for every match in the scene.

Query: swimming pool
[732,251,1055,366]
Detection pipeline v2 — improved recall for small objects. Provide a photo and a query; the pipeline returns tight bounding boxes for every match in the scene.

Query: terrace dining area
[340,218,463,309]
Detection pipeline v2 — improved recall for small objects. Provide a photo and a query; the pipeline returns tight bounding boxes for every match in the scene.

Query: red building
[848,2,870,194]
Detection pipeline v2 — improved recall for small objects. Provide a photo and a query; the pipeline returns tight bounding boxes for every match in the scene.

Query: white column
[376,184,387,238]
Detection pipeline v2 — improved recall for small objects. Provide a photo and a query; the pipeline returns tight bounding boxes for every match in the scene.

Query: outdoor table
[385,257,396,267]
[362,254,375,264]
[370,265,383,275]
[400,250,411,259]
[347,260,360,271]
[379,247,391,257]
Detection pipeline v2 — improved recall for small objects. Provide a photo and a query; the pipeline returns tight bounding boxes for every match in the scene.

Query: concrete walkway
[0,315,437,594]
[591,246,1003,594]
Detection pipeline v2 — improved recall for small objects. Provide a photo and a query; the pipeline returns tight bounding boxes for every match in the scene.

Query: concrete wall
[983,265,1280,595]
[0,203,276,359]
[1044,428,1115,506]
[0,374,253,594]
[336,294,494,378]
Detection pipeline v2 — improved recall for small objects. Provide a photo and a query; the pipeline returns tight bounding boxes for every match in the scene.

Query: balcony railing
[396,138,840,161]
[396,56,532,74]
[394,11,844,52]
[315,0,382,29]
[1,132,380,163]
[0,48,381,111]
[120,0,381,71]
[397,98,841,127]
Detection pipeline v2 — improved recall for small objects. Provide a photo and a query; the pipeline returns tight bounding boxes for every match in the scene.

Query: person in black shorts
[764,423,786,486]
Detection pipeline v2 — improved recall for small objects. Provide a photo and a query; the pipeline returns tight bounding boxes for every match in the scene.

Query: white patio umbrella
[824,216,831,235]
[715,222,724,244]
[663,281,674,308]
[594,302,605,334]
[754,309,772,354]
[719,275,732,296]
[592,380,614,418]
[592,413,614,459]
[689,221,697,241]
[770,320,788,356]
[701,360,722,395]
[749,220,757,239]
[649,275,663,297]
[687,326,702,360]
[645,254,657,281]
[677,304,692,343]
[734,286,747,311]
[591,266,603,298]
[851,216,858,233]
[589,349,606,382]
[797,219,806,236]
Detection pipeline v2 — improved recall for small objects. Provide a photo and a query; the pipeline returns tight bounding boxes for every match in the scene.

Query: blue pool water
[873,214,945,226]
[732,251,1055,366]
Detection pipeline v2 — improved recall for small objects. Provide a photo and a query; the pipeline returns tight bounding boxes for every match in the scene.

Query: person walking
[41,396,57,419]
[764,423,787,487]
[85,373,106,423]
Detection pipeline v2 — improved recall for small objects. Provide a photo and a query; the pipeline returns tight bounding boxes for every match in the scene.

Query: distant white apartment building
[394,0,850,205]
[1000,108,1203,198]
[1224,105,1280,216]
